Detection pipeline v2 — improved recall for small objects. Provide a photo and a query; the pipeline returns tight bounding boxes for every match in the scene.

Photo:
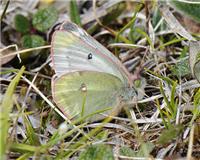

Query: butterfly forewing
[51,22,132,85]
[52,32,117,72]
[61,22,124,66]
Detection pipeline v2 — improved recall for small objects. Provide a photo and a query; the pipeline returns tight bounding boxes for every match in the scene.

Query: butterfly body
[51,21,136,121]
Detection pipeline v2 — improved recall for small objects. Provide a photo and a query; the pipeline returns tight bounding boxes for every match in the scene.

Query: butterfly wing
[52,71,126,121]
[51,22,136,121]
[51,21,132,86]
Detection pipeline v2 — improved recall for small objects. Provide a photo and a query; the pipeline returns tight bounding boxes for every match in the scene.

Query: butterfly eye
[87,53,92,60]
[80,83,87,92]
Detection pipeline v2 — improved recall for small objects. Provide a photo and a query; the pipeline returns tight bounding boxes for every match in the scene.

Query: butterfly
[51,21,137,122]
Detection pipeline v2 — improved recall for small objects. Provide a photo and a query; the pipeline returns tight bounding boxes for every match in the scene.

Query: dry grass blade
[159,4,195,41]
[0,45,51,59]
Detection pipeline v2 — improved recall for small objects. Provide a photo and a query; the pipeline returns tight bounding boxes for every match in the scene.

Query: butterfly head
[61,21,86,37]
[121,86,137,102]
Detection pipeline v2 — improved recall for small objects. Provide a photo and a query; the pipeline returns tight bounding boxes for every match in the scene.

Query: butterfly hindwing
[52,71,125,121]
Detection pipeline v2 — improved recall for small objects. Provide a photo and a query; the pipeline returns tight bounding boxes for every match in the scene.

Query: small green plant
[120,142,154,158]
[171,46,190,78]
[32,6,58,32]
[171,58,190,78]
[14,6,58,60]
[22,35,45,49]
[14,6,58,47]
[158,125,183,145]
[20,34,46,60]
[146,70,179,129]
[152,75,184,145]
[14,14,30,33]
[159,80,178,128]
[78,144,114,160]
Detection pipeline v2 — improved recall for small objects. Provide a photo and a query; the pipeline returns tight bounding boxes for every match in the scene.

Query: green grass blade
[145,68,174,85]
[70,0,81,26]
[0,66,25,159]
[44,123,85,149]
[156,99,168,129]
[10,143,40,153]
[159,83,173,115]
[115,3,143,43]
[16,153,32,160]
[158,37,186,50]
[136,28,154,49]
[23,115,40,146]
[81,93,87,118]
[170,81,177,117]
[74,107,112,124]
[60,115,116,158]
[114,3,143,55]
